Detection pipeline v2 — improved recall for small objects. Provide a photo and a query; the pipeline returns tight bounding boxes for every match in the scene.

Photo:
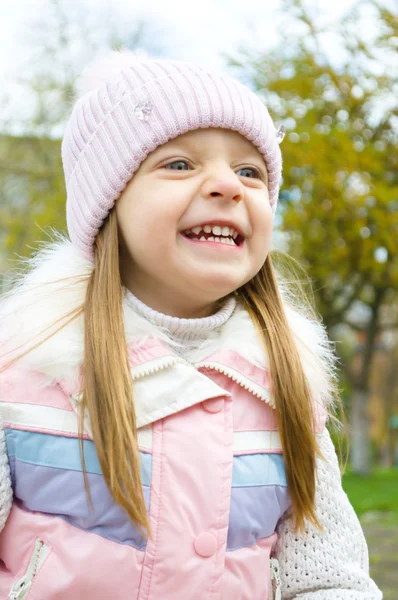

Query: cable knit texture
[0,418,12,533]
[275,428,382,599]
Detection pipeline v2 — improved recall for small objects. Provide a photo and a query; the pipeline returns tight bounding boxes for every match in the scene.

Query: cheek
[115,178,190,260]
[116,197,145,255]
[254,197,273,233]
[116,202,176,261]
[251,201,273,255]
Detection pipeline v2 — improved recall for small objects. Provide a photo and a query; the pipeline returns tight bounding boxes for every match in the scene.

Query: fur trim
[0,236,339,413]
[0,233,172,387]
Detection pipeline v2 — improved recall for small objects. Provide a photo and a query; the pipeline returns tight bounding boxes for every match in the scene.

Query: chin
[180,263,252,295]
[194,277,243,299]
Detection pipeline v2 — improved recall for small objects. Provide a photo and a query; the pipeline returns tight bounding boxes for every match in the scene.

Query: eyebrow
[149,141,268,176]
[154,141,265,163]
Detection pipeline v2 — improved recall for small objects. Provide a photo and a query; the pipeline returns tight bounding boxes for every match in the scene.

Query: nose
[202,167,244,203]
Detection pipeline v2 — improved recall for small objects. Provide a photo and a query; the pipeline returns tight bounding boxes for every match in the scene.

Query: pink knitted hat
[62,49,285,259]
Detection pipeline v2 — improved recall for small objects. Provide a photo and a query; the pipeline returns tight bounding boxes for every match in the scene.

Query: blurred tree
[0,0,165,269]
[228,0,398,473]
[0,134,66,270]
[375,330,398,466]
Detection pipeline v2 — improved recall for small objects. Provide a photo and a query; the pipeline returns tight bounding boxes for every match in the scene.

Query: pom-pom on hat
[62,49,283,259]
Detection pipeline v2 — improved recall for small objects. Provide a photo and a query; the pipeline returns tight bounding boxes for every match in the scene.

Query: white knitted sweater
[275,429,382,599]
[0,422,12,534]
[0,237,382,599]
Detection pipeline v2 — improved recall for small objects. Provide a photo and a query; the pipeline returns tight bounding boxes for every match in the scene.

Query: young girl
[0,50,381,599]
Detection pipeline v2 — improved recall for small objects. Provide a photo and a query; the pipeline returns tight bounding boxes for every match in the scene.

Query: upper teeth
[188,225,239,239]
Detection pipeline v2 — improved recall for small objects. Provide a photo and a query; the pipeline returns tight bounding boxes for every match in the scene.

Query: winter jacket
[0,239,382,600]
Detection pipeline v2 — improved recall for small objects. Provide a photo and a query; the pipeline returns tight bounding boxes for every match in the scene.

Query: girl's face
[116,128,273,318]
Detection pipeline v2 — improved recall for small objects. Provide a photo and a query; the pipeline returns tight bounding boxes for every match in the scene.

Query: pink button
[202,398,224,413]
[194,533,217,558]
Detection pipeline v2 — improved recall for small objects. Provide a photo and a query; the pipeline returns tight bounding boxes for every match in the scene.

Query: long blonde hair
[1,206,345,536]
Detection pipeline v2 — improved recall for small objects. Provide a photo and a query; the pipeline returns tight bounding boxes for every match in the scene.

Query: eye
[164,160,190,171]
[237,167,263,180]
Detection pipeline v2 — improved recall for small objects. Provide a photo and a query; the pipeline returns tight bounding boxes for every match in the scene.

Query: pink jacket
[0,239,382,599]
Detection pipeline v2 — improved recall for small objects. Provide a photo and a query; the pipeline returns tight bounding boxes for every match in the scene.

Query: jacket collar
[0,236,337,425]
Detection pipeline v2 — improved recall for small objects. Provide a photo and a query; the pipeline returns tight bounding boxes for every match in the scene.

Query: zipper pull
[8,577,32,600]
[8,539,46,600]
[270,557,282,600]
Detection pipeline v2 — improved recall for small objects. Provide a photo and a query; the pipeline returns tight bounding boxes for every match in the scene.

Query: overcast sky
[0,0,385,133]
[0,0,362,79]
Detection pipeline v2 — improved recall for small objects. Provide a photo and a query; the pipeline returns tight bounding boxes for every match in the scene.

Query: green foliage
[342,468,398,515]
[0,1,160,268]
[227,1,398,472]
[0,135,67,263]
[229,0,398,330]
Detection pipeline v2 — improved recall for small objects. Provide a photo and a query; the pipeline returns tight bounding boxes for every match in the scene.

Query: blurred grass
[342,468,398,517]
[342,469,398,598]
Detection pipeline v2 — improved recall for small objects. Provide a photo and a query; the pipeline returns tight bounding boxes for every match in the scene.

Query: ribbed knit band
[124,289,237,342]
[62,51,283,260]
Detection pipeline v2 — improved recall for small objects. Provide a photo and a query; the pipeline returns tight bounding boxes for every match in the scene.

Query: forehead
[150,128,265,162]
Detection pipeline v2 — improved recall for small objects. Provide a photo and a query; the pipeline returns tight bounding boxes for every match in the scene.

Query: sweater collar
[124,289,237,342]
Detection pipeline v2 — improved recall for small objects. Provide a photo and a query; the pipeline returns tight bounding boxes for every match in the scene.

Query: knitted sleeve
[274,428,383,599]
[0,417,12,532]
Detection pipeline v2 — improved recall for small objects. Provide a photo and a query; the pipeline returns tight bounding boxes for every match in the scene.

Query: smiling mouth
[181,225,244,247]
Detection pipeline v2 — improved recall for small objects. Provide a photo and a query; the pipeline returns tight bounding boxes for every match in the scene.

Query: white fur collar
[0,235,338,412]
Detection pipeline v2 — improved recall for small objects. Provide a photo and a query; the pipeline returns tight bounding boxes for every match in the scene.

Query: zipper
[131,356,182,380]
[196,361,274,407]
[8,539,50,600]
[131,350,272,405]
[270,557,282,600]
[72,356,273,414]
